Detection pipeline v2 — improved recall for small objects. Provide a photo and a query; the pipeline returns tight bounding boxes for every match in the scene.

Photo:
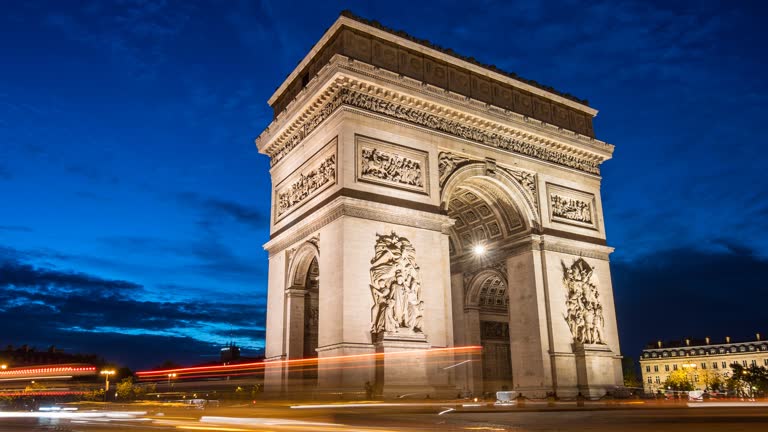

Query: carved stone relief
[356,135,429,194]
[275,140,337,221]
[438,152,471,186]
[369,231,424,334]
[270,87,602,174]
[563,258,604,345]
[546,183,597,229]
[551,194,592,224]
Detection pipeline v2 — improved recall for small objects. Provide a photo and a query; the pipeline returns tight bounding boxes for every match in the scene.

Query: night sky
[2,1,767,369]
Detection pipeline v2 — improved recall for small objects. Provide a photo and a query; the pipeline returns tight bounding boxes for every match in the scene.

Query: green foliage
[663,370,694,391]
[727,363,768,397]
[114,377,155,401]
[81,389,105,401]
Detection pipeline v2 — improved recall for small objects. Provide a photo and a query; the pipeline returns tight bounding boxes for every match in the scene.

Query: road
[1,402,768,431]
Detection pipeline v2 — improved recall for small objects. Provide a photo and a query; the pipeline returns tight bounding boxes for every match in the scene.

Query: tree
[728,363,768,397]
[663,370,694,391]
[622,357,641,388]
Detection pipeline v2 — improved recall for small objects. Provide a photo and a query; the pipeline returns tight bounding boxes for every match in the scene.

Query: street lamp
[1,364,7,370]
[100,369,115,402]
[167,373,177,390]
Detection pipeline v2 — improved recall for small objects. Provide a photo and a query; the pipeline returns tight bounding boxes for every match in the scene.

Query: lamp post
[167,373,177,390]
[100,369,115,402]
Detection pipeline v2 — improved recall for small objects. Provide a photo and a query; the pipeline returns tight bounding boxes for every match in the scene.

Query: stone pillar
[574,343,617,398]
[463,306,483,395]
[450,273,468,394]
[506,249,553,397]
[374,332,431,397]
[285,288,307,359]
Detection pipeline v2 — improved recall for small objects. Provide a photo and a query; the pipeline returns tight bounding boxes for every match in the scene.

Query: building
[639,334,768,393]
[256,11,623,398]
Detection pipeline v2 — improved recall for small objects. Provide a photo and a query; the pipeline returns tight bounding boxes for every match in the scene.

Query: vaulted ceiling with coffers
[447,178,524,257]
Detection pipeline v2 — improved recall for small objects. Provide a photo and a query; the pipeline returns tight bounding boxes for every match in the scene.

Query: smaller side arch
[465,268,508,309]
[286,240,320,289]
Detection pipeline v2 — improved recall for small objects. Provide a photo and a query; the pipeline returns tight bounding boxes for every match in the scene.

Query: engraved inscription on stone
[356,135,429,194]
[563,258,604,345]
[369,231,424,334]
[275,140,337,220]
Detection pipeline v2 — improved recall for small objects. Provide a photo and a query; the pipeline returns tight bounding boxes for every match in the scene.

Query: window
[739,346,746,352]
[701,362,707,369]
[646,365,650,373]
[742,360,748,367]
[663,351,668,357]
[673,364,678,371]
[655,376,660,384]
[665,365,670,371]
[751,360,757,367]
[713,362,718,369]
[654,365,659,372]
[647,377,652,383]
[719,348,725,354]
[764,359,768,366]
[749,345,756,351]
[698,349,704,355]
[694,375,699,382]
[722,361,727,369]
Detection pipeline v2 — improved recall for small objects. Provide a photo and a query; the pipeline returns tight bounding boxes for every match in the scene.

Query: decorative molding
[274,139,337,221]
[356,135,429,195]
[339,89,601,174]
[438,152,472,187]
[546,183,598,230]
[540,242,611,261]
[263,78,604,173]
[306,234,320,248]
[369,232,424,334]
[563,258,605,345]
[264,196,453,255]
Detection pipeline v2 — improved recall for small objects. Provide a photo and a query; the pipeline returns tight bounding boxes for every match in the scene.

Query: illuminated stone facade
[640,336,768,393]
[257,12,622,398]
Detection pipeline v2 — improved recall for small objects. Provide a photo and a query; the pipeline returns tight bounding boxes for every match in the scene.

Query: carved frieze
[546,183,597,230]
[356,135,429,194]
[268,86,602,174]
[339,89,601,174]
[563,258,604,345]
[274,139,337,221]
[369,231,424,335]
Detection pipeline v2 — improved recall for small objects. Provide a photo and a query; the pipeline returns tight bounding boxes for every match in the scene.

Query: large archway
[442,167,538,396]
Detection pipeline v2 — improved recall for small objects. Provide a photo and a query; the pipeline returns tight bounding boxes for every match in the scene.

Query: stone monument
[256,11,623,398]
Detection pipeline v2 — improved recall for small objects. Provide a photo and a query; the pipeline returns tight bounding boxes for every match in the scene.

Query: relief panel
[356,135,430,195]
[546,183,598,230]
[371,38,398,71]
[274,138,337,221]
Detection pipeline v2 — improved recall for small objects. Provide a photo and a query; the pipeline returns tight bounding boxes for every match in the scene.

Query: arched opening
[285,241,320,388]
[302,257,319,382]
[442,168,536,396]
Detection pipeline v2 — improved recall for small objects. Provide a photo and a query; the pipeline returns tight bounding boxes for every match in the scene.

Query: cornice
[257,57,614,175]
[264,196,454,254]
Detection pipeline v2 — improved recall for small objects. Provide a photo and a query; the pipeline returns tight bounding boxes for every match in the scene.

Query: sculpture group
[563,258,604,344]
[361,147,423,187]
[276,154,336,217]
[369,232,424,334]
[551,194,592,224]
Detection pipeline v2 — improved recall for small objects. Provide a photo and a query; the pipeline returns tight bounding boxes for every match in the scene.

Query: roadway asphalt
[1,401,768,431]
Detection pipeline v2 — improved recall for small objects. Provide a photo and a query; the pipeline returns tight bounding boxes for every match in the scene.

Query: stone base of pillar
[373,331,445,398]
[574,343,617,399]
[263,355,287,396]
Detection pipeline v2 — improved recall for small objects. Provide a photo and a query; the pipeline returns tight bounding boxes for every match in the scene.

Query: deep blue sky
[1,1,766,369]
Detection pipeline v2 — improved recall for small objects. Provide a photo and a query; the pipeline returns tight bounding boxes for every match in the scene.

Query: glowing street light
[100,369,115,402]
[473,244,486,256]
[167,372,177,389]
[1,364,7,370]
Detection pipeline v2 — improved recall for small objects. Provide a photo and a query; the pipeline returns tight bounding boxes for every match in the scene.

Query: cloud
[0,252,266,367]
[176,192,268,229]
[612,243,768,359]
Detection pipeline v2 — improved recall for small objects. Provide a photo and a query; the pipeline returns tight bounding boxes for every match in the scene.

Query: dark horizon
[2,1,767,370]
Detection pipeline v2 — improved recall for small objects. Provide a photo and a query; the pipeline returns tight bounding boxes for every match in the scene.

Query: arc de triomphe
[256,12,623,398]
